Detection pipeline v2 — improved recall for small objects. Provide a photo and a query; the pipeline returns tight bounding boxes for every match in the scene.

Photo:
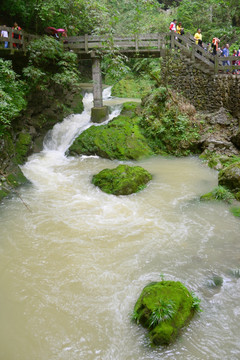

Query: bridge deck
[1,26,240,74]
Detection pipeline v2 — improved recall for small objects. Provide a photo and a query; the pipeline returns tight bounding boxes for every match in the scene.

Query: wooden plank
[9,28,13,54]
[84,34,88,52]
[214,56,219,74]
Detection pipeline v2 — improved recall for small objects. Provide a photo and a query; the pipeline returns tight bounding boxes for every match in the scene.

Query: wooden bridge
[1,26,240,120]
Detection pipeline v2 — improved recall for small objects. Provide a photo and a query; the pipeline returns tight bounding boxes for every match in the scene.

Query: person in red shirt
[12,22,22,48]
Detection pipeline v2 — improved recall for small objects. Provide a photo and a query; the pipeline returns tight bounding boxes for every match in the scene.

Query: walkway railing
[0,26,38,54]
[63,33,167,54]
[1,26,240,75]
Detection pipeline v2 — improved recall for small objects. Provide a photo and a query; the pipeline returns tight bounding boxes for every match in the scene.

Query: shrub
[0,59,26,136]
[23,36,81,91]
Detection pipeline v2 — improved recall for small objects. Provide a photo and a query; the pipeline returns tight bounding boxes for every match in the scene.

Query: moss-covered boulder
[92,164,152,195]
[133,281,200,346]
[218,162,240,193]
[68,115,153,160]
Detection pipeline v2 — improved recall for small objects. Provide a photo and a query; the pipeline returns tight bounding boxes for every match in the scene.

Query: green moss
[72,94,84,114]
[111,76,153,98]
[15,132,32,164]
[0,188,9,201]
[6,168,28,188]
[200,186,234,204]
[121,102,139,113]
[69,115,154,160]
[92,164,152,195]
[3,132,15,157]
[218,162,240,193]
[91,106,109,123]
[230,206,240,217]
[139,88,200,156]
[133,281,198,346]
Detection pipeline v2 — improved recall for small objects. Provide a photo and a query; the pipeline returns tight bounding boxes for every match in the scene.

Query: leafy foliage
[177,0,240,43]
[230,206,240,217]
[0,0,109,35]
[140,87,200,156]
[0,59,26,136]
[200,185,235,203]
[191,292,202,312]
[23,36,81,90]
[148,300,176,328]
[211,186,235,203]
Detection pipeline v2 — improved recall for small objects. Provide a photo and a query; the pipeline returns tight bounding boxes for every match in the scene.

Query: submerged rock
[133,281,199,346]
[206,275,223,288]
[92,164,152,195]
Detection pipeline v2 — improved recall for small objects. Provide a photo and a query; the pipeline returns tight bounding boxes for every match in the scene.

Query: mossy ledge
[68,114,153,160]
[133,281,199,346]
[92,164,152,195]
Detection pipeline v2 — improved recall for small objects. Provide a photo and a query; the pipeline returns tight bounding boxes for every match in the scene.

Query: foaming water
[0,89,240,360]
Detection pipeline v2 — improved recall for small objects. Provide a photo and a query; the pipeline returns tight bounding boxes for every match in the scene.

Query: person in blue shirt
[222,44,230,66]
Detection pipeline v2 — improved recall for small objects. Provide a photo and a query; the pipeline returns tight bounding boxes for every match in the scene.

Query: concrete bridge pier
[91,55,109,123]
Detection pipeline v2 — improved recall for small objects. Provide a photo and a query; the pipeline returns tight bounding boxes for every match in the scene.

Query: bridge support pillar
[91,56,109,123]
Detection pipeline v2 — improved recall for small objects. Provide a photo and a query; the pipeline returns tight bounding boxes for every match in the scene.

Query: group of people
[169,19,240,73]
[0,22,22,48]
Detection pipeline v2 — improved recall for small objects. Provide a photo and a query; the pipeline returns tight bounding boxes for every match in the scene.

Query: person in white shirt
[1,25,8,48]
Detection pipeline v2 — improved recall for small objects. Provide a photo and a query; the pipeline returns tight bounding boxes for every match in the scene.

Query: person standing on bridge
[12,22,22,49]
[194,29,202,47]
[222,44,230,67]
[169,19,177,32]
[177,22,184,35]
[1,25,8,48]
[212,37,220,55]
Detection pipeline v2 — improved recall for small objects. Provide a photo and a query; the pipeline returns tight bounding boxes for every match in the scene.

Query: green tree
[23,36,81,91]
[177,0,240,43]
[0,59,26,136]
[0,0,109,35]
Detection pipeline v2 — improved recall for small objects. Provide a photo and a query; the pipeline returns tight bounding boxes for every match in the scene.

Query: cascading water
[0,87,240,360]
[43,87,119,153]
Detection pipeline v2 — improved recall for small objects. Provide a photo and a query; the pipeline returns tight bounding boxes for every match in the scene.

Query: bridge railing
[64,33,168,54]
[1,27,240,74]
[0,25,39,53]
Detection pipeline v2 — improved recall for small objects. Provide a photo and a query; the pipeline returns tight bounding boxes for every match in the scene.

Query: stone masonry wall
[162,52,240,118]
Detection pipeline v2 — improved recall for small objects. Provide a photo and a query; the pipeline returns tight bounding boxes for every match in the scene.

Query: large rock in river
[133,281,199,346]
[68,114,153,160]
[92,164,152,195]
[218,162,240,193]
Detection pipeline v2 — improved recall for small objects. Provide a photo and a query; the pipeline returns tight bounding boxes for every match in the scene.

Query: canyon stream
[0,88,240,360]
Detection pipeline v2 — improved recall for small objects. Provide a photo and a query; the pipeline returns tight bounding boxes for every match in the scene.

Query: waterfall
[43,86,121,154]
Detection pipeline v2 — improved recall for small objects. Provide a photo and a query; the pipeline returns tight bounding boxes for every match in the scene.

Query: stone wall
[162,51,240,118]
